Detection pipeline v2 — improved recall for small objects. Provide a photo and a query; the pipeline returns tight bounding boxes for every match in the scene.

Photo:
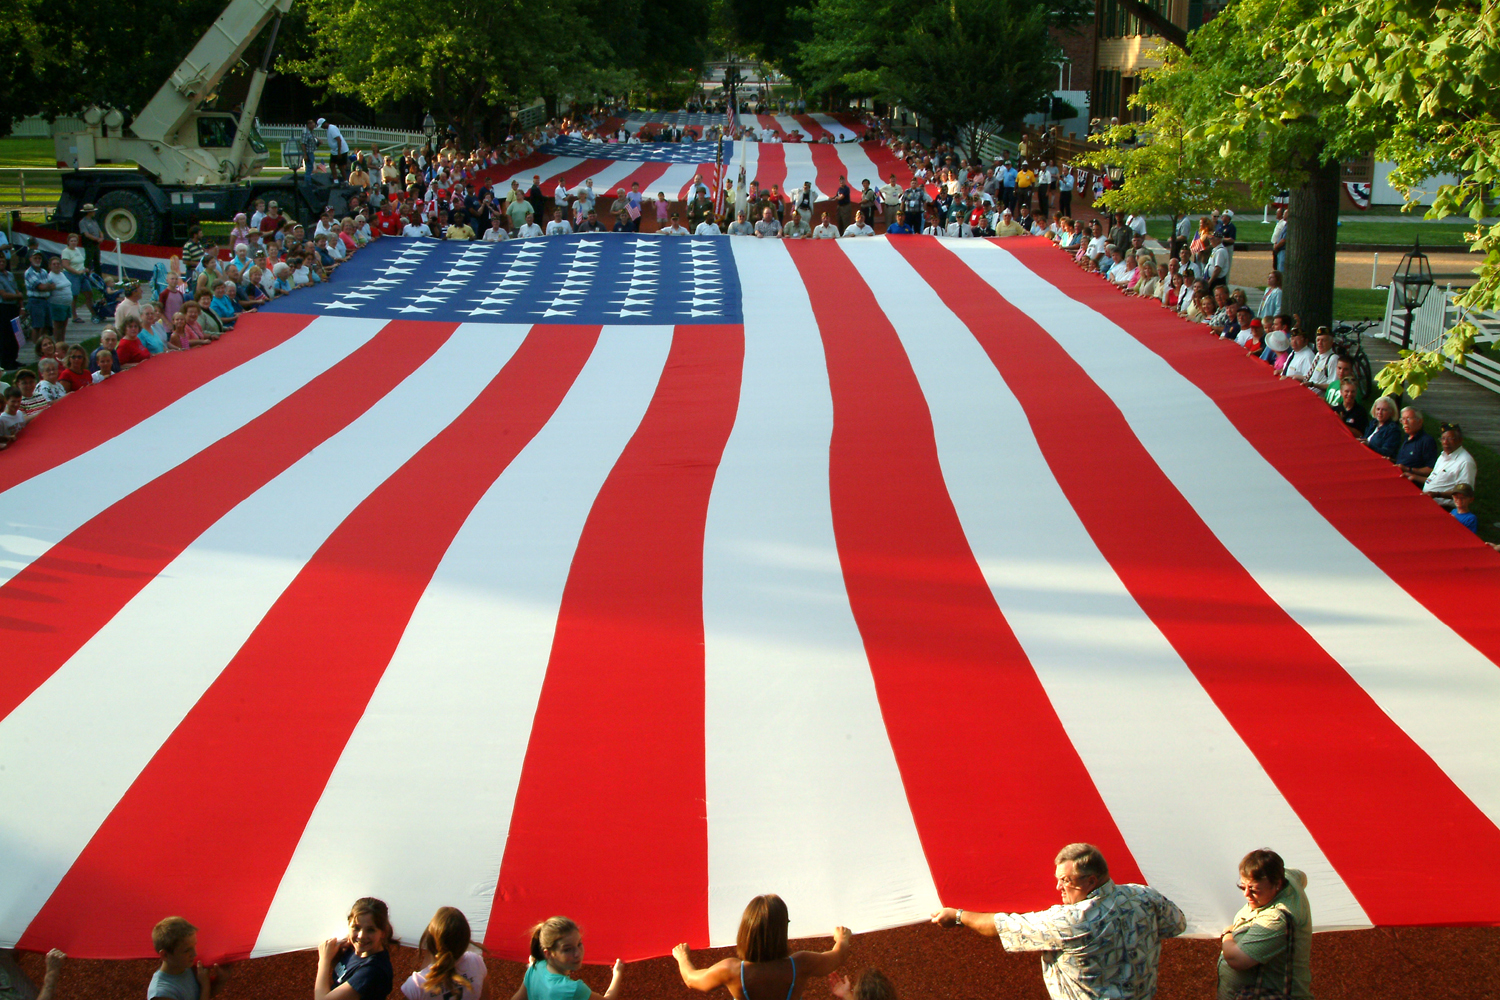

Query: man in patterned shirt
[932,843,1185,1000]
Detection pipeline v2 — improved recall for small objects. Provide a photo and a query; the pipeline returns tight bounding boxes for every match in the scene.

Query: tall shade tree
[1239,0,1496,397]
[880,0,1059,162]
[798,0,1062,159]
[1079,110,1239,244]
[1088,0,1385,333]
[1,0,228,134]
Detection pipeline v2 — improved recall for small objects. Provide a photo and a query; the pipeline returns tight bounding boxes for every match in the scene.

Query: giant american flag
[2,234,1499,964]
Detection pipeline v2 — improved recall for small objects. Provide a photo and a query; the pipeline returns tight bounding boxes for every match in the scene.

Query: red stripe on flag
[782,240,1143,911]
[478,149,556,189]
[752,142,788,199]
[863,142,912,188]
[831,113,866,136]
[808,144,846,204]
[18,326,602,961]
[894,237,1500,925]
[755,114,785,137]
[793,114,832,142]
[1005,239,1500,675]
[0,319,446,726]
[485,325,744,961]
[0,313,313,495]
[547,158,613,195]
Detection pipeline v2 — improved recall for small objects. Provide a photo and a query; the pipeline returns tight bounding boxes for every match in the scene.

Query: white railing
[256,123,429,150]
[1379,282,1500,393]
[9,116,86,137]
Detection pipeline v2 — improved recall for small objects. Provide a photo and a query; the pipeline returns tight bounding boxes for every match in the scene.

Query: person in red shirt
[57,344,93,392]
[377,204,404,236]
[259,202,284,235]
[116,317,152,368]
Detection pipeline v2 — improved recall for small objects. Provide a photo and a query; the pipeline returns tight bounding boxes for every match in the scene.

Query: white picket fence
[1379,283,1500,393]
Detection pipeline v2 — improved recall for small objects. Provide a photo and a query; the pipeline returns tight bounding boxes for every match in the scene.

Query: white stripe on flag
[570,159,640,198]
[839,239,1371,933]
[953,240,1500,829]
[833,142,882,189]
[703,240,937,946]
[492,157,587,194]
[781,145,821,200]
[0,317,384,587]
[0,324,525,945]
[252,326,673,955]
[773,116,803,138]
[814,115,859,141]
[658,162,706,201]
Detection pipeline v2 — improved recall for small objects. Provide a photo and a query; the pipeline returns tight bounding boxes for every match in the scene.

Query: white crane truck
[49,0,360,245]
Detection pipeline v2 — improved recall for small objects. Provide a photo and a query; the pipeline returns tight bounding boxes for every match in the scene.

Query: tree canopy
[0,0,226,134]
[1078,0,1390,332]
[795,0,1071,159]
[1239,0,1499,397]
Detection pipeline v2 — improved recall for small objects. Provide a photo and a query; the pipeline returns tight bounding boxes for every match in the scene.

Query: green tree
[1241,0,1496,397]
[796,0,1064,160]
[882,0,1058,162]
[1083,0,1386,333]
[1,0,227,134]
[1076,81,1238,238]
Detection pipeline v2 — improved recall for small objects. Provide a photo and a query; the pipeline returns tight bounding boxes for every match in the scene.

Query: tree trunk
[1283,152,1340,332]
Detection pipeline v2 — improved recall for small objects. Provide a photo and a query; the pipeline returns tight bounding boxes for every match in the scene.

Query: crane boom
[130,0,292,154]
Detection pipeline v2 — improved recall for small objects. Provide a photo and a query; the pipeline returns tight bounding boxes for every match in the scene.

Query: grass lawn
[1146,219,1473,247]
[0,137,63,167]
[1333,288,1390,321]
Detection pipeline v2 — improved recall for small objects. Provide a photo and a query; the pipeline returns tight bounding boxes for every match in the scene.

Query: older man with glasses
[932,843,1185,1000]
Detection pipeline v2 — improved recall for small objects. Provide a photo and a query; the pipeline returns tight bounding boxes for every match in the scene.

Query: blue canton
[258,235,742,325]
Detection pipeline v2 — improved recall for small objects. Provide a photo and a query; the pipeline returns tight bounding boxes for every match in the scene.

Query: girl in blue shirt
[515,916,622,1000]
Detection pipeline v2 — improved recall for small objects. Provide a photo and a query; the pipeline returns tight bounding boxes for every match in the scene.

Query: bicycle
[1333,319,1379,400]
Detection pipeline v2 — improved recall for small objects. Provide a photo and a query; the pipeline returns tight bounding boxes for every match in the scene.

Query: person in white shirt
[546,210,573,236]
[944,213,972,238]
[554,182,570,214]
[1205,233,1231,288]
[695,216,723,235]
[879,175,904,228]
[1258,269,1283,319]
[661,214,690,235]
[1418,423,1478,506]
[1126,213,1149,237]
[401,214,432,237]
[812,212,841,239]
[517,212,544,238]
[1281,328,1316,381]
[320,118,350,181]
[314,209,339,239]
[482,220,509,241]
[1305,326,1339,392]
[33,359,67,402]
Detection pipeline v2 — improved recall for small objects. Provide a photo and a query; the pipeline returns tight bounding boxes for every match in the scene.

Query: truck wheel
[94,190,162,245]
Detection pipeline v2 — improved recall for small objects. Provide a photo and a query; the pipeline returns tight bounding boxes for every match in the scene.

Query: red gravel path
[15,924,1497,1000]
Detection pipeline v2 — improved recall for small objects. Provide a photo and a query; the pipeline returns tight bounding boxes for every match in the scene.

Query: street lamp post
[1392,237,1434,351]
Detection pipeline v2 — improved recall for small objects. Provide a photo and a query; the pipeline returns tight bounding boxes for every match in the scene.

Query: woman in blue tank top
[673,895,850,1000]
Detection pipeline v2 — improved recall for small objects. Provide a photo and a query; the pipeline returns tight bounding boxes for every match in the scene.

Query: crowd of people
[1054,207,1485,537]
[25,844,1310,1000]
[0,201,377,450]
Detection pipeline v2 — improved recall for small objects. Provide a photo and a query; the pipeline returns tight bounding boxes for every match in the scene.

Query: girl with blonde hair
[512,916,622,1000]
